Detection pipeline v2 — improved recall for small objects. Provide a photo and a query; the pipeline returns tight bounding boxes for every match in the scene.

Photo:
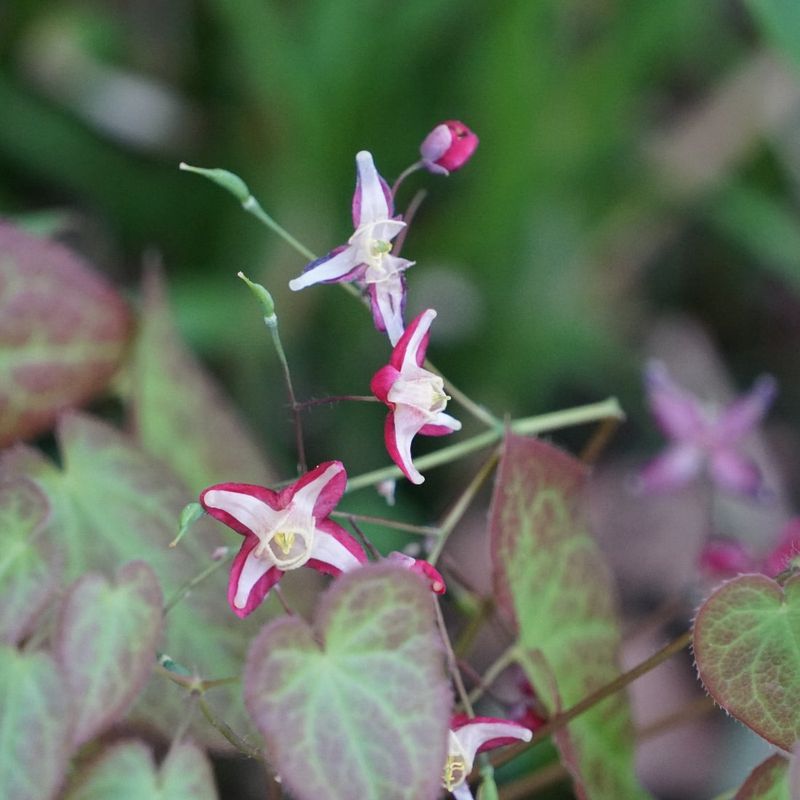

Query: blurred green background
[4,0,800,483]
[4,2,800,798]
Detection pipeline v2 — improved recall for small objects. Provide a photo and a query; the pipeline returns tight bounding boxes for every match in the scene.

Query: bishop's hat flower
[638,360,776,498]
[371,308,461,484]
[386,551,446,594]
[200,461,366,618]
[444,715,532,799]
[289,150,413,345]
[420,121,479,175]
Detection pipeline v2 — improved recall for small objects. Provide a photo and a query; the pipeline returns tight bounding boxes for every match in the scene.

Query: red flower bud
[420,120,479,174]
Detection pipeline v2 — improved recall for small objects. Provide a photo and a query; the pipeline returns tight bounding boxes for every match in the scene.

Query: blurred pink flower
[638,360,776,498]
[386,551,446,594]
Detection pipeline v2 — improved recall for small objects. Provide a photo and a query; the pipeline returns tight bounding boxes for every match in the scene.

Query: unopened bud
[179,162,251,205]
[420,120,479,175]
[238,271,276,320]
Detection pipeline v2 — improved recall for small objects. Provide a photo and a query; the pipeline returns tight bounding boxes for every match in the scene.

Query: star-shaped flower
[371,308,461,484]
[638,361,776,498]
[420,120,479,175]
[443,715,532,799]
[199,461,366,617]
[289,150,413,345]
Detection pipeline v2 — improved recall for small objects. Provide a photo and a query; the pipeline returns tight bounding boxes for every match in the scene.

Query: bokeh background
[3,2,800,798]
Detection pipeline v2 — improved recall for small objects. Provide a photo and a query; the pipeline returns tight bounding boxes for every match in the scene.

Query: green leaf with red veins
[0,477,58,644]
[128,268,275,493]
[694,574,800,750]
[0,644,71,800]
[56,562,163,748]
[245,564,452,800]
[64,740,218,800]
[733,753,790,799]
[0,221,132,447]
[489,434,649,800]
[0,412,263,747]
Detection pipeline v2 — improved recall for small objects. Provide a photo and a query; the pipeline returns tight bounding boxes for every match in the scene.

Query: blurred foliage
[4,1,800,797]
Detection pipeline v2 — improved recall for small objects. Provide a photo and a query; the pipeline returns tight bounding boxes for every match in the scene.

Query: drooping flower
[700,518,800,580]
[420,121,479,175]
[289,150,413,345]
[199,461,366,617]
[637,361,776,498]
[371,308,461,484]
[386,551,446,594]
[443,715,532,799]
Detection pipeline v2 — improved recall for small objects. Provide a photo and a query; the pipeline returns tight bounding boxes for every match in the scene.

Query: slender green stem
[296,395,379,410]
[198,696,267,763]
[164,550,233,615]
[242,196,317,262]
[429,450,499,566]
[346,516,382,561]
[425,358,501,428]
[435,600,474,718]
[488,629,692,771]
[265,315,307,473]
[391,160,424,197]
[466,645,519,706]
[331,510,439,537]
[345,397,624,493]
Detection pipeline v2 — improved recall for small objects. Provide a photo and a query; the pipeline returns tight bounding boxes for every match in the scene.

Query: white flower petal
[234,549,271,608]
[203,489,283,535]
[400,308,437,373]
[290,462,345,517]
[355,151,390,226]
[308,529,363,572]
[453,721,532,771]
[289,247,358,291]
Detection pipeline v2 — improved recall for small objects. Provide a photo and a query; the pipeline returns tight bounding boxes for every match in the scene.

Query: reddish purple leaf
[694,573,800,750]
[244,563,452,800]
[56,561,164,748]
[0,477,58,644]
[489,434,648,799]
[734,753,790,799]
[0,221,132,446]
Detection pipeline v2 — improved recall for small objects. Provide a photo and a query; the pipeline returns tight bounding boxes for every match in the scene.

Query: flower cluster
[196,123,531,798]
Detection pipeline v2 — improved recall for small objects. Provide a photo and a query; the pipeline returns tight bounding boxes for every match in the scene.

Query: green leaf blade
[489,434,649,800]
[735,753,790,799]
[694,573,800,750]
[56,561,164,747]
[0,477,58,644]
[0,645,71,800]
[0,221,132,446]
[129,268,274,493]
[244,564,452,800]
[64,740,219,800]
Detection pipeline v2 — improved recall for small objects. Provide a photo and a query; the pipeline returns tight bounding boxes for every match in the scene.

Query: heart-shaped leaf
[489,434,649,800]
[244,563,452,800]
[128,268,275,492]
[734,753,790,799]
[0,477,58,644]
[694,573,800,750]
[0,412,264,747]
[0,220,132,446]
[0,644,71,800]
[64,740,218,800]
[56,561,164,747]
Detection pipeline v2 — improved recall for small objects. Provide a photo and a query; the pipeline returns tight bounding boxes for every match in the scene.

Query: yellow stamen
[442,755,466,791]
[273,531,296,555]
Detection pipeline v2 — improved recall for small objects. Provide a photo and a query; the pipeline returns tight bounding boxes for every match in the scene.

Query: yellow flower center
[442,755,467,791]
[273,531,296,555]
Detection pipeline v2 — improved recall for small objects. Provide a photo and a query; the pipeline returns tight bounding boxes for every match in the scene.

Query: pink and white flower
[443,715,532,799]
[200,461,366,617]
[638,361,776,498]
[420,121,479,175]
[371,308,461,484]
[386,551,447,594]
[289,150,413,345]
